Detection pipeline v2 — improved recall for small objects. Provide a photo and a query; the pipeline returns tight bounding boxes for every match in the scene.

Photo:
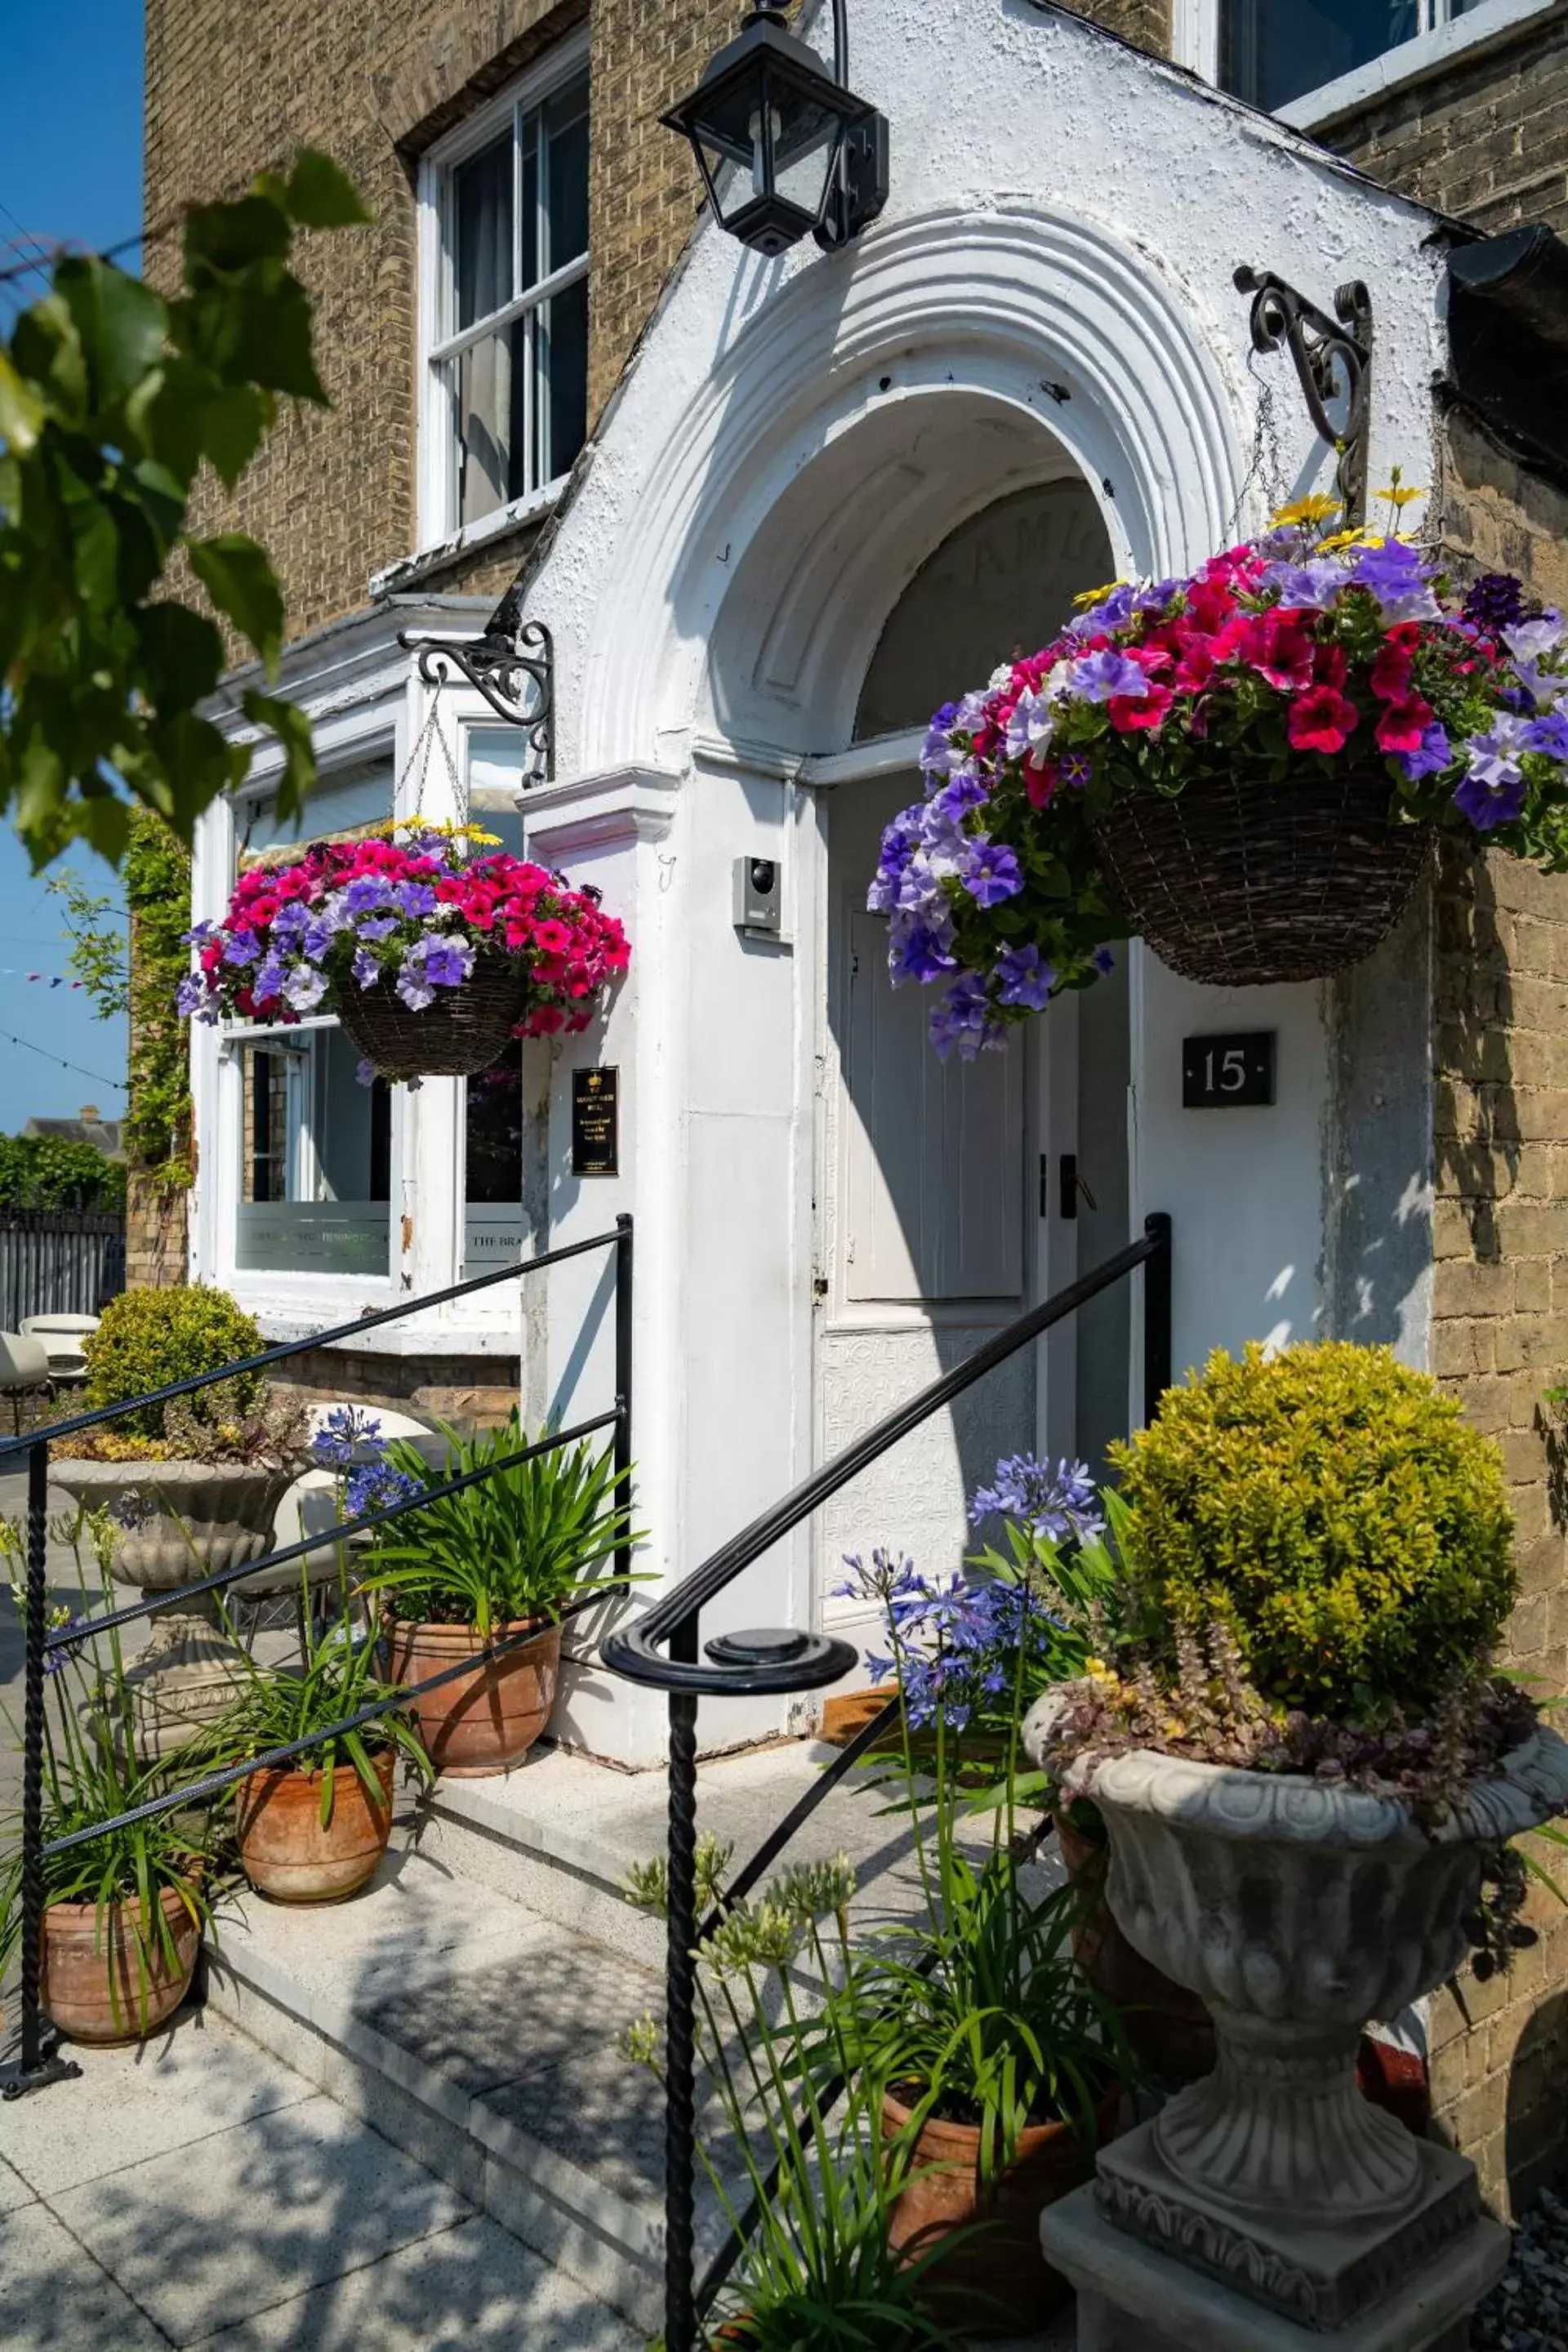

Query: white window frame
[215,738,403,1299]
[416,25,591,557]
[1176,0,1557,131]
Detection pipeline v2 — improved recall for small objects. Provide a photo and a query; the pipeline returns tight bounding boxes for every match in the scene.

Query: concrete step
[207,1748,1075,2348]
[414,1733,1048,1971]
[205,1845,703,2335]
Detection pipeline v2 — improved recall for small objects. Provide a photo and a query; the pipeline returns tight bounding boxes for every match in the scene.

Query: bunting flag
[0,971,87,987]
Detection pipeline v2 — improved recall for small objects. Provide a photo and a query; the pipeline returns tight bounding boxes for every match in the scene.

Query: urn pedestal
[1021,1708,1568,2350]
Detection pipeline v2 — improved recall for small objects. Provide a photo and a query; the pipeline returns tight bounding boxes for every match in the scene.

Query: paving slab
[0,2197,168,2350]
[0,2152,37,2212]
[1,2007,313,2198]
[48,2091,470,2345]
[189,2210,642,2350]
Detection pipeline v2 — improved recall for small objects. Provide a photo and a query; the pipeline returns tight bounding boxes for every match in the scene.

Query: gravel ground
[1472,2189,1568,2350]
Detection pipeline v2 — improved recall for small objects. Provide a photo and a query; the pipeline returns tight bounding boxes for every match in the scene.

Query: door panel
[818,777,1033,1624]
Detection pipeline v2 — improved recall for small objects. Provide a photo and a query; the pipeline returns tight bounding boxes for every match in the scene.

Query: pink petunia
[1287,686,1361,755]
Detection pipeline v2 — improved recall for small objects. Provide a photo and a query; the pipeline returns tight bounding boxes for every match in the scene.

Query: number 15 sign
[1182,1031,1276,1109]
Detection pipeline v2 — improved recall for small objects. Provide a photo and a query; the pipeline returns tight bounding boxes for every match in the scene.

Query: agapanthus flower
[969,1452,1103,1544]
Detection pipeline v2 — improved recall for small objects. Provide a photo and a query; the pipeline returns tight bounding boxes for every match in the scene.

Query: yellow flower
[1317,528,1375,555]
[1160,1717,1188,1741]
[1071,579,1130,609]
[1270,492,1343,528]
[1375,484,1426,509]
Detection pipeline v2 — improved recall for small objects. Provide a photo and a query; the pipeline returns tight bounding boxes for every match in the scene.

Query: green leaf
[52,257,167,410]
[241,689,316,821]
[183,193,292,274]
[134,603,225,710]
[200,382,270,488]
[285,152,372,229]
[0,352,47,453]
[187,532,285,670]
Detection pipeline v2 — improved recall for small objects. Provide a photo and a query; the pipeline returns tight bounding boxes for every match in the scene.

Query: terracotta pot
[387,1618,560,1776]
[1056,1809,1216,2085]
[881,2084,1118,2333]
[42,1884,201,2045]
[236,1747,395,1903]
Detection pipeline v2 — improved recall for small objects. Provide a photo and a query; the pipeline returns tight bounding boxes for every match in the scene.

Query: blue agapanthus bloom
[969,1453,1103,1544]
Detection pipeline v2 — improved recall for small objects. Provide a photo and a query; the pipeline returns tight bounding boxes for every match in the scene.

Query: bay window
[421,41,590,541]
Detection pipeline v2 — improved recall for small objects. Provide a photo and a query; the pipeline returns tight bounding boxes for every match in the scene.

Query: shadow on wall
[1504,1983,1568,2213]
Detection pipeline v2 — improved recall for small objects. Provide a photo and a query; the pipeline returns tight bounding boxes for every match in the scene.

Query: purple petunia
[929,971,1005,1061]
[221,931,262,968]
[1454,715,1530,830]
[961,840,1023,906]
[1524,710,1568,761]
[1351,539,1441,624]
[994,942,1057,1009]
[282,964,328,1012]
[1058,749,1094,790]
[1463,572,1526,635]
[894,922,957,984]
[176,973,207,1017]
[1396,721,1451,782]
[1067,648,1151,703]
[351,947,381,988]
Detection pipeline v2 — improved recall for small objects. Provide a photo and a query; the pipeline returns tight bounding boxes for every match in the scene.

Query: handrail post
[664,1608,701,2352]
[6,1434,81,2099]
[1143,1211,1173,1425]
[614,1214,634,1583]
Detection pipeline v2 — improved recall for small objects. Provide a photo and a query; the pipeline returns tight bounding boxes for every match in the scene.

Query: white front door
[816,774,1038,1647]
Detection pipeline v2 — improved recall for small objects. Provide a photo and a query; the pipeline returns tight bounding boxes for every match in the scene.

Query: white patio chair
[20,1312,100,1387]
[0,1331,53,1434]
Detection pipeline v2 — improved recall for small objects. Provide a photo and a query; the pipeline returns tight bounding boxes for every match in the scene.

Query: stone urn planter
[48,1459,292,1758]
[1024,1705,1568,2340]
[235,1748,396,1904]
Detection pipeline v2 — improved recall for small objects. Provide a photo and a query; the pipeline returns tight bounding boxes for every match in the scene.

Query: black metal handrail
[601,1213,1172,2352]
[5,1217,634,2100]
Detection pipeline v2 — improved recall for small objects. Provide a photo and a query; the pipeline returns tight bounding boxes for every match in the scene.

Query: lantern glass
[664,12,874,257]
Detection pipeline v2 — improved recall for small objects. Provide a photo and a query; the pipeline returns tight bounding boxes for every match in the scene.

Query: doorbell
[733,854,784,937]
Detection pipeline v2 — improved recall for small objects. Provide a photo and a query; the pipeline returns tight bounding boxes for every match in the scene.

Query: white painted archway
[570,201,1247,773]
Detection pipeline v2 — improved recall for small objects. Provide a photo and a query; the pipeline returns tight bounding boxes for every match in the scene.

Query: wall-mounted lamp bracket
[1234,266,1374,528]
[397,619,555,784]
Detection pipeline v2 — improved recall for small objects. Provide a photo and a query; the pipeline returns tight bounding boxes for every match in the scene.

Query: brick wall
[1054,0,1170,57]
[145,0,584,636]
[124,1174,188,1293]
[1425,405,1568,2215]
[270,1346,519,1426]
[1316,2,1568,235]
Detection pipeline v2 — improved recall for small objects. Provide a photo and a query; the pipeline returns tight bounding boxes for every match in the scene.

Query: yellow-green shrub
[1109,1341,1517,1720]
[82,1286,265,1441]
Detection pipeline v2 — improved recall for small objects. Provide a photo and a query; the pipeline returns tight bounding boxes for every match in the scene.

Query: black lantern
[662,2,889,258]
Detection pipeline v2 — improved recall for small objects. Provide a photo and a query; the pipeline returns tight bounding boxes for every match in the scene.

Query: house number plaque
[571,1067,619,1175]
[1182,1031,1276,1109]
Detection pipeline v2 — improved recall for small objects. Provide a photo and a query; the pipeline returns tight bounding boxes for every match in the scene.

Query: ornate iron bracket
[1234,266,1374,528]
[397,617,555,783]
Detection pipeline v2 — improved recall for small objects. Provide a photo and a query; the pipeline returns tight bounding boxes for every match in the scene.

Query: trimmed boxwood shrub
[82,1286,265,1441]
[1110,1340,1517,1721]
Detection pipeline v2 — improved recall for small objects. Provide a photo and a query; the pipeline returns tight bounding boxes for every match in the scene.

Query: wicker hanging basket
[1089,763,1432,987]
[335,960,532,1082]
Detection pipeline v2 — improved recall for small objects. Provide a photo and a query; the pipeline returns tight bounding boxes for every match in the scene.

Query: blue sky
[0,1,144,1125]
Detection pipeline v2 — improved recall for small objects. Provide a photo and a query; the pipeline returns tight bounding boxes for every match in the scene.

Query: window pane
[465,1054,528,1278]
[454,131,514,330]
[452,318,529,523]
[1219,1,1419,109]
[535,273,588,489]
[236,1030,392,1276]
[521,112,540,292]
[542,76,590,273]
[238,760,392,859]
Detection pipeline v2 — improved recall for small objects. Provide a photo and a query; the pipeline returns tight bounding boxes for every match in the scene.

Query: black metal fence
[602,1213,1174,2352]
[0,1210,126,1329]
[2,1214,633,2099]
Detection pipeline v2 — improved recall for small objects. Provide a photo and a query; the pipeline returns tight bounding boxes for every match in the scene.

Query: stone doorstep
[1041,2184,1509,2352]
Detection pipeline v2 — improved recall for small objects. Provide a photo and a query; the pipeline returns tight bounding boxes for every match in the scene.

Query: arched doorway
[807,474,1132,1635]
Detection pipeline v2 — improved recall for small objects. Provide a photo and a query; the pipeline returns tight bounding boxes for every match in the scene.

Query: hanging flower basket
[869,487,1568,1055]
[180,822,630,1084]
[335,957,532,1080]
[1089,761,1433,987]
